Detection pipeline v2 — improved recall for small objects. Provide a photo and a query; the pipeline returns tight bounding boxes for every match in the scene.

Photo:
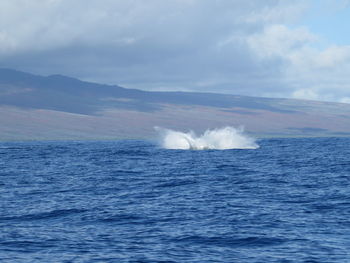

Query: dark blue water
[1,138,350,262]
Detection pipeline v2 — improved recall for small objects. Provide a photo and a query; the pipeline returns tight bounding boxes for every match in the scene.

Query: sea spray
[155,126,259,150]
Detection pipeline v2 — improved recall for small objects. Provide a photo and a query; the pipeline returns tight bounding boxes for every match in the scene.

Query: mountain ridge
[0,68,350,140]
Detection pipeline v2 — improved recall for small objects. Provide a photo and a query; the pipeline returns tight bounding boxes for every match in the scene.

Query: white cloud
[247,24,316,58]
[292,88,321,100]
[0,0,307,54]
[340,97,350,104]
[245,21,350,102]
[313,46,350,68]
[0,0,349,103]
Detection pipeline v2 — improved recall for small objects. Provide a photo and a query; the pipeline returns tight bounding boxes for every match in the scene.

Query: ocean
[1,135,350,262]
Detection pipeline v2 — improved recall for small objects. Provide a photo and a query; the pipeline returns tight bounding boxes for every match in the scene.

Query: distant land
[0,68,350,141]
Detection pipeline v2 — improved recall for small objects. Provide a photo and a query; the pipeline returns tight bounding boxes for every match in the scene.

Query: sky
[0,0,350,102]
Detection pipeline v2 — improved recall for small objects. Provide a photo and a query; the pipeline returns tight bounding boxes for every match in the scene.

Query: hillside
[1,68,350,140]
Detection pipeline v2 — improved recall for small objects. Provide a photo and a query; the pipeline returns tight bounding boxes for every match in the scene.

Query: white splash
[155,126,259,150]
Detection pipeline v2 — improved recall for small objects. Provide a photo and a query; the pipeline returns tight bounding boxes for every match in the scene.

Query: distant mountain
[1,68,350,140]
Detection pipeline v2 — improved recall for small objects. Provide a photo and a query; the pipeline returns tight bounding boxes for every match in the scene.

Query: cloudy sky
[0,0,350,102]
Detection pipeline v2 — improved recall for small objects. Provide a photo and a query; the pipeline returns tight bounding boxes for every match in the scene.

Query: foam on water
[155,126,259,150]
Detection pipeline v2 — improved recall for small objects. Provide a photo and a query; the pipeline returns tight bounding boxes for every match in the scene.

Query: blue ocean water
[1,137,350,262]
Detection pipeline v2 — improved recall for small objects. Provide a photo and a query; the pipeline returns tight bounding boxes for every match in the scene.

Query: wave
[155,126,259,150]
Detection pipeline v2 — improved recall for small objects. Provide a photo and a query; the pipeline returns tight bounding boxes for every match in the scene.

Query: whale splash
[155,126,259,150]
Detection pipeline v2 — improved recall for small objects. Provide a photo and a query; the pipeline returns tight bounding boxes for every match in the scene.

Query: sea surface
[1,137,350,262]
